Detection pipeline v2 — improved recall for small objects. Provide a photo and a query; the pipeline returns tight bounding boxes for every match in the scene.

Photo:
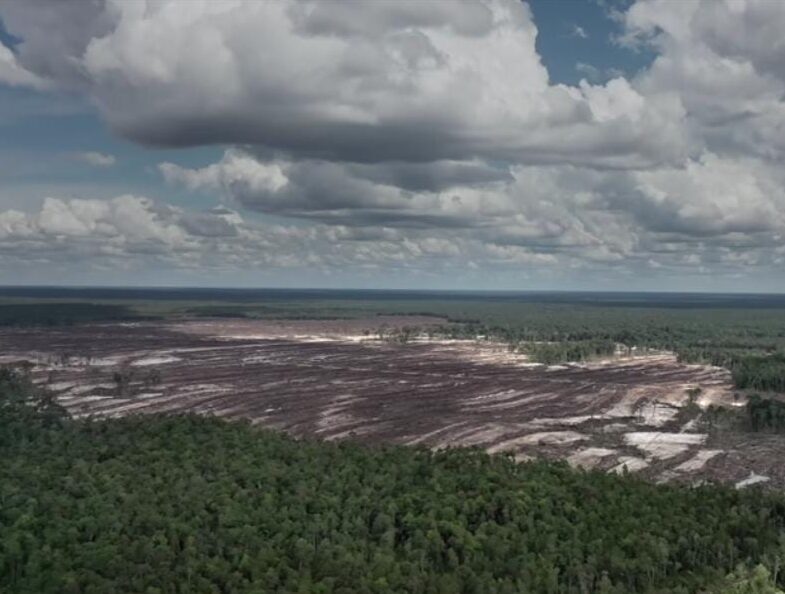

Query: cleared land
[1,316,780,487]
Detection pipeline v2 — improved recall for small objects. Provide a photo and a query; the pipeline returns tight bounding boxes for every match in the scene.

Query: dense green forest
[3,367,785,594]
[0,303,142,327]
[677,351,785,393]
[747,395,785,433]
[517,340,618,365]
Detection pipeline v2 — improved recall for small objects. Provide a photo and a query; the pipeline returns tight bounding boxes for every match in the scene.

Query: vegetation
[703,396,785,434]
[747,395,785,433]
[719,565,784,593]
[519,340,617,365]
[4,287,785,390]
[0,303,142,327]
[3,368,785,593]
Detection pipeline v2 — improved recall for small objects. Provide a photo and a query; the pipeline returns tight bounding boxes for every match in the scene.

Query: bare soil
[2,317,783,488]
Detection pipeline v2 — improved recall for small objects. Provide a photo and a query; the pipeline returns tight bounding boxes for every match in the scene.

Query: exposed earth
[2,316,782,488]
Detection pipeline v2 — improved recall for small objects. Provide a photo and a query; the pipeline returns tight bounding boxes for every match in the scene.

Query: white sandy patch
[316,410,357,432]
[602,422,629,433]
[601,385,687,426]
[736,472,770,489]
[431,424,511,449]
[577,353,673,369]
[316,393,362,434]
[603,387,649,418]
[46,381,77,391]
[324,422,381,441]
[32,355,125,368]
[531,415,594,427]
[61,395,113,403]
[696,385,743,409]
[487,431,587,453]
[31,355,125,368]
[442,342,540,368]
[88,357,126,367]
[90,400,155,416]
[680,418,699,432]
[604,384,689,421]
[610,456,650,474]
[462,389,522,403]
[674,449,724,472]
[178,383,233,395]
[624,432,706,460]
[568,447,617,470]
[597,375,725,426]
[64,383,115,395]
[448,424,514,447]
[130,355,182,366]
[404,422,468,446]
[636,401,680,427]
[472,391,562,411]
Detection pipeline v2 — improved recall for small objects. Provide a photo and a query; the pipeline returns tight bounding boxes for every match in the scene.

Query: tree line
[518,340,617,365]
[0,303,142,327]
[747,394,785,432]
[430,304,785,392]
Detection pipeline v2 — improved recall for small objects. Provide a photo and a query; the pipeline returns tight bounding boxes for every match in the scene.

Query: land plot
[2,317,777,486]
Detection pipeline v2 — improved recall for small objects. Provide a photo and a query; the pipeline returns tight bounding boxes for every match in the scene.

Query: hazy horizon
[3,284,785,299]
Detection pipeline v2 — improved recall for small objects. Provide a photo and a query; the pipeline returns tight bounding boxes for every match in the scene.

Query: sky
[1,0,785,292]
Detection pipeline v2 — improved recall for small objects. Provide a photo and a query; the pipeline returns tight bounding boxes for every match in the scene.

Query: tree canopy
[3,368,785,593]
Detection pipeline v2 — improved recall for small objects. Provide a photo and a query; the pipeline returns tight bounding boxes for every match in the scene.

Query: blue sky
[529,0,653,84]
[0,15,224,211]
[0,83,223,209]
[1,0,784,291]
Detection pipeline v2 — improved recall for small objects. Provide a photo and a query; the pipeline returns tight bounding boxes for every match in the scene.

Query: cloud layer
[0,0,687,168]
[2,0,785,288]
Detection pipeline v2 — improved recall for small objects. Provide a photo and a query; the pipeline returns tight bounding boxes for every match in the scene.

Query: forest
[517,340,618,365]
[747,395,785,433]
[3,367,785,594]
[0,303,141,327]
[5,288,785,390]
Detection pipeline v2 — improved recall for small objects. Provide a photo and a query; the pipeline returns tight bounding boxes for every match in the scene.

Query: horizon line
[1,284,784,297]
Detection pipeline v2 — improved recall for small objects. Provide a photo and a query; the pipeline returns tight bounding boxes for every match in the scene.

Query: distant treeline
[5,294,785,392]
[436,308,785,392]
[518,339,617,365]
[0,303,143,327]
[3,367,785,594]
[679,351,785,393]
